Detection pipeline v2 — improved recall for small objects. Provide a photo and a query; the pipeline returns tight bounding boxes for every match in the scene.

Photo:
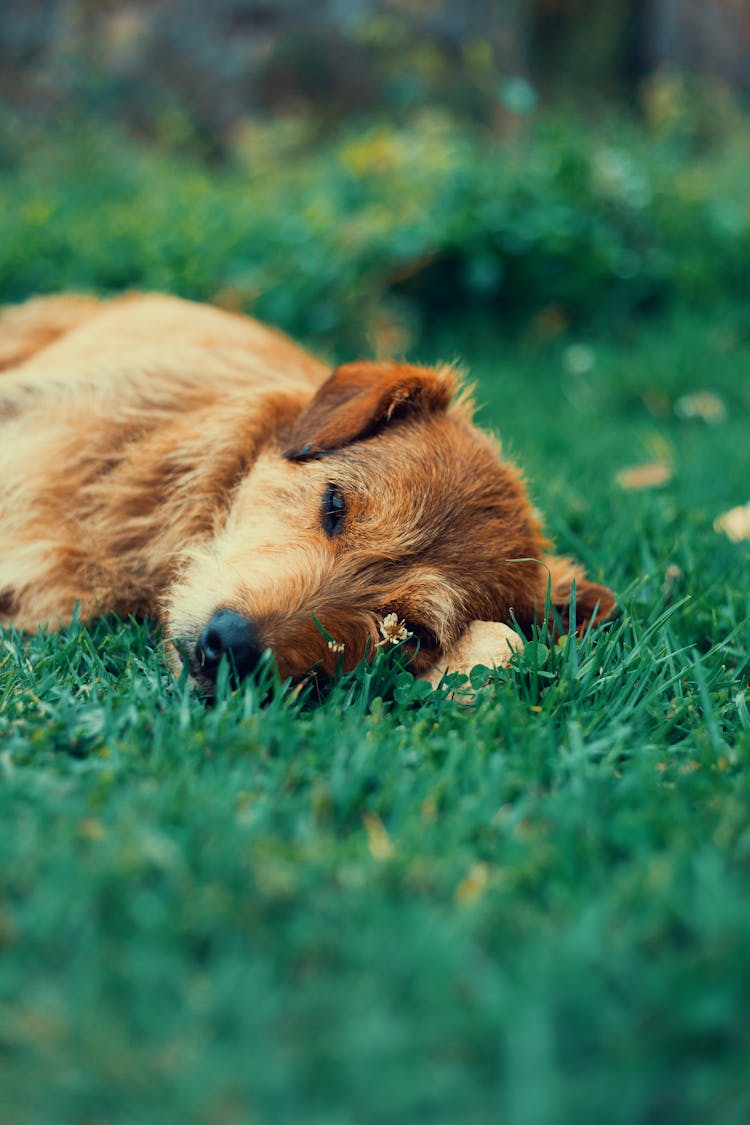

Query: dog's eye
[322,483,346,538]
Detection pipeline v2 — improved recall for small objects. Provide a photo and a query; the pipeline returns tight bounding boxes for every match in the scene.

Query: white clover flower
[674,391,726,424]
[377,613,412,646]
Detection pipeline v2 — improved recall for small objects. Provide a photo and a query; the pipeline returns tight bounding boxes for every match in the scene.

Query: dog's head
[163,360,614,691]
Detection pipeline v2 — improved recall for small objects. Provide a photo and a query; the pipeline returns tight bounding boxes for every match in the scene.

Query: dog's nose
[195,609,263,682]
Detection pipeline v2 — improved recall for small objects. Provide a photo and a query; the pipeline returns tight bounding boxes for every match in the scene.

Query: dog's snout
[195,609,263,682]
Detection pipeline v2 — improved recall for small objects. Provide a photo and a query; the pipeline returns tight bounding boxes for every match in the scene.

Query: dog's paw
[422,620,522,690]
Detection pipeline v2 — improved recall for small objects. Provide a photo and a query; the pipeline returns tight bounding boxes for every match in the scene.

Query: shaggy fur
[0,293,615,689]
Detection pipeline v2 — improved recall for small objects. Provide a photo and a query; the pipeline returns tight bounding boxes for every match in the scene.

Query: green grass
[1,307,749,1124]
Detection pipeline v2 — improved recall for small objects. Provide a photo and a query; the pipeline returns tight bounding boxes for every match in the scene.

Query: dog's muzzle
[195,608,263,684]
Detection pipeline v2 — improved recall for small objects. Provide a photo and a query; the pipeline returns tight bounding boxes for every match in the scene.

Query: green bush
[2,100,749,351]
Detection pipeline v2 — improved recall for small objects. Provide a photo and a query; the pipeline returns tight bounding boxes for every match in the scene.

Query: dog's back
[0,292,327,398]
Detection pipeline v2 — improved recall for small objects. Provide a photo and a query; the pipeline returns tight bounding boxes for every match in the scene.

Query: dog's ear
[544,555,617,636]
[283,361,456,461]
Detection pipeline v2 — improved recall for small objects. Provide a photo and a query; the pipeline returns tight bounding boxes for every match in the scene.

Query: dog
[0,293,615,692]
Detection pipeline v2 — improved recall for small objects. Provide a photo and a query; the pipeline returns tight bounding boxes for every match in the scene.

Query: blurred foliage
[0,0,528,138]
[3,1,747,140]
[2,75,750,353]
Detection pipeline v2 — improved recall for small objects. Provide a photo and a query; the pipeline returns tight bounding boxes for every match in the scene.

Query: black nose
[195,609,263,683]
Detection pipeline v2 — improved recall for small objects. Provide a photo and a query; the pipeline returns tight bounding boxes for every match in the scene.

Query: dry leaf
[714,502,750,543]
[616,462,673,491]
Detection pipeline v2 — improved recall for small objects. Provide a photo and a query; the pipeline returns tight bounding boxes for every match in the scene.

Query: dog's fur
[0,293,615,689]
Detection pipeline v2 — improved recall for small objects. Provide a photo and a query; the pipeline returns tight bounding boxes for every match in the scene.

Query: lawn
[1,302,748,1123]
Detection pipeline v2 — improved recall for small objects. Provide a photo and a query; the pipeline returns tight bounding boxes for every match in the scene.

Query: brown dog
[0,293,615,691]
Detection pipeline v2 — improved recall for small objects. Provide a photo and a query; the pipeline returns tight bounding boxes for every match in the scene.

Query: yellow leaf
[455,862,489,905]
[363,814,394,861]
[616,462,673,491]
[77,818,104,841]
[714,502,750,543]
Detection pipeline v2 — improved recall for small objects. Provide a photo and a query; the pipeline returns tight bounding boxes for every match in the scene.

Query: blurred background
[3,12,750,1120]
[1,0,749,356]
